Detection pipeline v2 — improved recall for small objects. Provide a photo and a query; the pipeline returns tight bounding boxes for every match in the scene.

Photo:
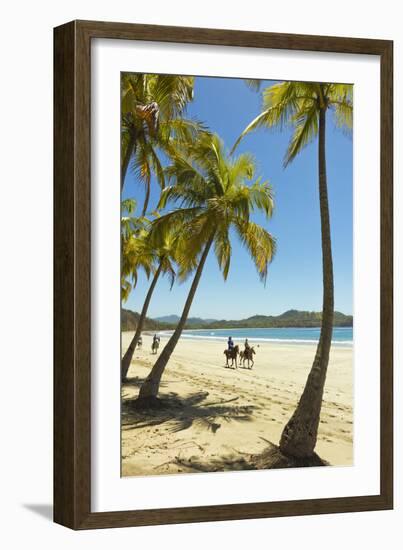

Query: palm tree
[233,81,352,458]
[121,73,206,214]
[121,226,177,381]
[137,134,276,402]
[121,199,151,302]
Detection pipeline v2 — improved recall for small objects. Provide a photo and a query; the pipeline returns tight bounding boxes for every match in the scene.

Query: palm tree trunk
[121,260,164,381]
[137,236,214,401]
[279,107,334,458]
[121,132,136,189]
[141,174,151,216]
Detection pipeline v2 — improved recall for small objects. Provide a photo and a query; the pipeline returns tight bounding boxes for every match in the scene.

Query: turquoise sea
[161,326,353,346]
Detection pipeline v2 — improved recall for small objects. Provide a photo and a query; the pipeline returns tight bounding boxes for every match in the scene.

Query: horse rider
[228,336,234,351]
[244,338,250,352]
[153,333,160,345]
[138,335,143,348]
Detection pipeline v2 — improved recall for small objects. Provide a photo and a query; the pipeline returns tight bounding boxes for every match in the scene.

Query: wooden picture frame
[54,20,393,530]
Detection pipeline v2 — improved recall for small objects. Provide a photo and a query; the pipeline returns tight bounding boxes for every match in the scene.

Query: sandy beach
[121,332,353,477]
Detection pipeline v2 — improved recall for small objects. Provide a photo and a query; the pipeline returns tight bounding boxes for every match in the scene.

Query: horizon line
[122,307,353,320]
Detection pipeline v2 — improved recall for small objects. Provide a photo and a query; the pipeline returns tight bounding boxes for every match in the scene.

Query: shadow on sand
[122,391,255,435]
[121,390,328,473]
[251,439,328,469]
[170,439,328,473]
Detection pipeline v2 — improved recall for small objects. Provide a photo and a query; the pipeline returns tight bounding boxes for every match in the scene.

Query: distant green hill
[187,310,352,329]
[121,309,171,332]
[155,315,217,326]
[122,308,352,332]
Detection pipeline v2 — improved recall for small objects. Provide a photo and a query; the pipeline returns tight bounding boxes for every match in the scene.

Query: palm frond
[121,278,133,302]
[246,179,274,217]
[161,256,177,290]
[121,198,136,214]
[230,110,273,153]
[235,220,276,284]
[152,131,276,287]
[175,216,212,282]
[159,118,209,148]
[214,227,232,280]
[121,72,199,200]
[244,79,263,92]
[328,83,353,131]
[149,207,204,248]
[284,103,319,166]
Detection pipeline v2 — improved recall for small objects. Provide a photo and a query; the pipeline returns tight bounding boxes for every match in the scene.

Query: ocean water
[161,326,353,345]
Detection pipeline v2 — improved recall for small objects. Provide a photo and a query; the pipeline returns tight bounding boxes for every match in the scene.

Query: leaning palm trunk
[279,108,334,457]
[138,237,214,401]
[121,131,136,189]
[121,260,164,381]
[141,174,151,217]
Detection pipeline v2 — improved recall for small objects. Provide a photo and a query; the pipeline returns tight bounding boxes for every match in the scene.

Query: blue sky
[122,76,353,320]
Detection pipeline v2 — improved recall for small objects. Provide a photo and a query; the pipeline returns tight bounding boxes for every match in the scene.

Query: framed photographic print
[54,20,393,529]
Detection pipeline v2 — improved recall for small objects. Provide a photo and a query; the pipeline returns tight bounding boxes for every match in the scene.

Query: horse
[224,345,239,369]
[242,346,256,369]
[151,339,160,354]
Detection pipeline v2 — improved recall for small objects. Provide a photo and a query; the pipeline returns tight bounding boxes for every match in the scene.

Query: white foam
[157,331,353,346]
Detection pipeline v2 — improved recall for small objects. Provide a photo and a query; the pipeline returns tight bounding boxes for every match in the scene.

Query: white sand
[121,332,353,476]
